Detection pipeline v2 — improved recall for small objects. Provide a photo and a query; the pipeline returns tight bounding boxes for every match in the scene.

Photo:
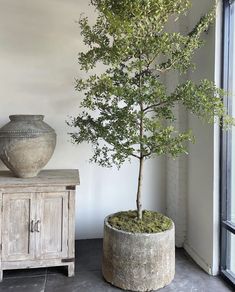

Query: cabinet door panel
[2,193,35,261]
[36,192,68,259]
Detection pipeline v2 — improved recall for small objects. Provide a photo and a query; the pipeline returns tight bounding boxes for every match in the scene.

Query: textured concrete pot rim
[104,212,175,237]
[9,114,44,121]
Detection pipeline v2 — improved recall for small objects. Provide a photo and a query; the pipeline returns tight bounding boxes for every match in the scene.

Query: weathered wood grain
[0,169,79,282]
[0,169,80,187]
[36,192,68,260]
[0,192,2,282]
[2,193,35,262]
[1,186,67,193]
[68,262,75,277]
[68,190,76,259]
[2,259,73,269]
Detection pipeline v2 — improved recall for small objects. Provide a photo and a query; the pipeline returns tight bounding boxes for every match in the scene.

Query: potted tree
[69,0,234,291]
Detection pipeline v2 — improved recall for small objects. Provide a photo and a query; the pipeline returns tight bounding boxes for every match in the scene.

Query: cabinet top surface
[0,169,80,187]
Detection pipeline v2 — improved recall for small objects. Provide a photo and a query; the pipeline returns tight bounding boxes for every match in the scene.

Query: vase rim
[9,115,44,121]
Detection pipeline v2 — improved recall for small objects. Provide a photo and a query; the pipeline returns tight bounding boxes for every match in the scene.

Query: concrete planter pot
[0,115,56,178]
[102,213,175,291]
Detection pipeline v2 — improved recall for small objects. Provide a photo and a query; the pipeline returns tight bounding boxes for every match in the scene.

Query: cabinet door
[36,192,68,259]
[2,193,35,261]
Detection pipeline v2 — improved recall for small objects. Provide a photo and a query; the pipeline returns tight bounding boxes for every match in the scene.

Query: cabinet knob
[35,220,41,232]
[30,220,35,233]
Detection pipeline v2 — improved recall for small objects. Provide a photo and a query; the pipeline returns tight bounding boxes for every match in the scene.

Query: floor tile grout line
[3,268,102,280]
[42,268,48,292]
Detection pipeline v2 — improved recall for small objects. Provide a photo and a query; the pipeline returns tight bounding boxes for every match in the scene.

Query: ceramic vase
[0,115,56,178]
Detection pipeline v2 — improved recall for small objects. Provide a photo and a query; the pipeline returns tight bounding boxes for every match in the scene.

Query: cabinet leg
[0,270,3,282]
[67,263,75,277]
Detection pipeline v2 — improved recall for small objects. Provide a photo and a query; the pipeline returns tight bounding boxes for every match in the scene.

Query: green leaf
[68,0,234,168]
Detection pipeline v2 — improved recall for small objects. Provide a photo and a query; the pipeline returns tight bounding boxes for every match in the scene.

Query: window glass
[227,231,235,276]
[230,1,235,225]
[221,1,235,287]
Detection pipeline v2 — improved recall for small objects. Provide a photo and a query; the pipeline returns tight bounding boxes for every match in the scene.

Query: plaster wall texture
[184,0,221,275]
[165,16,189,248]
[166,0,221,274]
[0,0,166,239]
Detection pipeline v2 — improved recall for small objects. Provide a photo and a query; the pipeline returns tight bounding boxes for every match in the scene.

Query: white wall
[165,17,189,248]
[184,0,221,275]
[0,0,166,239]
[166,106,188,248]
[165,0,221,274]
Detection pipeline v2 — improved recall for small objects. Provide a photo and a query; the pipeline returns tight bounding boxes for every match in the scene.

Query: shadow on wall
[0,119,7,170]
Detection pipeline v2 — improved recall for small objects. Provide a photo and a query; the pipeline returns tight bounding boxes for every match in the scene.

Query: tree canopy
[69,0,233,169]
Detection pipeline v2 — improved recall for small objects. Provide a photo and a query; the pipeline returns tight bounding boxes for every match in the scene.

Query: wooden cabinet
[2,193,36,262]
[37,192,68,260]
[0,170,79,281]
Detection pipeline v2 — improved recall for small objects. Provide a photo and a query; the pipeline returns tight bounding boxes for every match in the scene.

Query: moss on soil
[108,210,172,233]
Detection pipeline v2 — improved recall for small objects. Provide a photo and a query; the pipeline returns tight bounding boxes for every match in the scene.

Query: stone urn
[102,214,175,291]
[0,115,56,178]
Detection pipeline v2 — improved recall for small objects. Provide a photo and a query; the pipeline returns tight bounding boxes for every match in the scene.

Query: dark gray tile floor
[0,239,233,292]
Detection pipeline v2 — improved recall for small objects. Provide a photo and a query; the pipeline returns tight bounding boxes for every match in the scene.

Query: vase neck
[9,115,44,122]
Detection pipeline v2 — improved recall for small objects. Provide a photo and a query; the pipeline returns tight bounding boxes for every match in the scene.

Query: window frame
[220,0,235,287]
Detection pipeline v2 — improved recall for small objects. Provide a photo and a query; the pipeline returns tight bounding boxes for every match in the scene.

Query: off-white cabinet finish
[0,170,79,281]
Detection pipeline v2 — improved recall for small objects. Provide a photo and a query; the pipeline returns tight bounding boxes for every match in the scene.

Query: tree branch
[155,59,178,73]
[131,153,141,159]
[143,152,152,158]
[143,100,169,112]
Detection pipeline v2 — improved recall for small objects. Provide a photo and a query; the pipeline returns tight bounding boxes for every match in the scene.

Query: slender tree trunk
[136,156,144,220]
[137,51,144,220]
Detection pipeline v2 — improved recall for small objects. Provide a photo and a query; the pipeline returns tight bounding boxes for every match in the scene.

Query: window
[221,0,235,287]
